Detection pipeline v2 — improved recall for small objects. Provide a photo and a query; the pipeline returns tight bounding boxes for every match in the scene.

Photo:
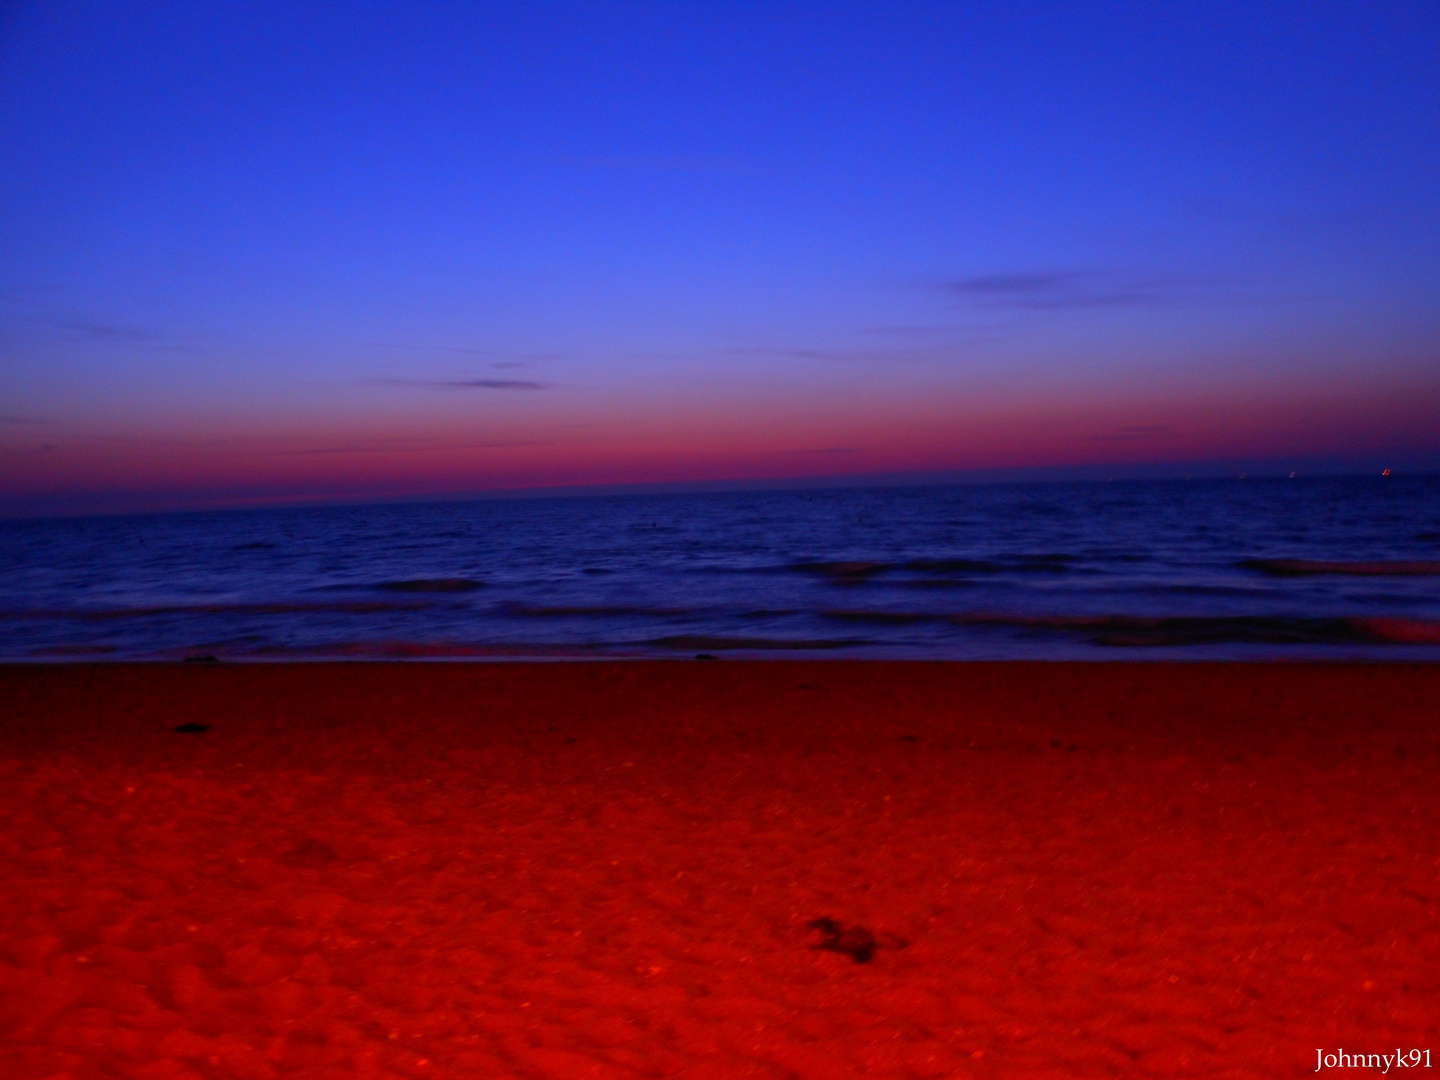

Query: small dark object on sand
[173,722,211,733]
[807,917,907,963]
[182,655,219,664]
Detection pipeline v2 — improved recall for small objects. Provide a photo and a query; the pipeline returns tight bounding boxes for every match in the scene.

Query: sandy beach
[1,661,1436,1078]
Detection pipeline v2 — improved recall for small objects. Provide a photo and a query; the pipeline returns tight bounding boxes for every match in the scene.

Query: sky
[2,1,1438,515]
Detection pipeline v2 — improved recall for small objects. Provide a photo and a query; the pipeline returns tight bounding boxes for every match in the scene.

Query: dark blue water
[2,476,1439,661]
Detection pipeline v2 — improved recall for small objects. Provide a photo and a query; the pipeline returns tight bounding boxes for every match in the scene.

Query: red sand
[1,662,1436,1079]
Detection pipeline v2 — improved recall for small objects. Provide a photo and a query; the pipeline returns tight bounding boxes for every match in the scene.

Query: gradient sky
[2,1,1438,514]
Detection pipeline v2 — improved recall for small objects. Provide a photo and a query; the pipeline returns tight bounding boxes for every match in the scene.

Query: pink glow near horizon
[5,375,1435,513]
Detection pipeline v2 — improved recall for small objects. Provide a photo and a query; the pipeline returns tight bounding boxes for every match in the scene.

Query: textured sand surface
[1,662,1437,1078]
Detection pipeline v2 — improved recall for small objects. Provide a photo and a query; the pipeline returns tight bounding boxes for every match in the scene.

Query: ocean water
[2,475,1439,661]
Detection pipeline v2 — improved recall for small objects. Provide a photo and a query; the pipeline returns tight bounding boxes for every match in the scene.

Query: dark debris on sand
[806,917,908,964]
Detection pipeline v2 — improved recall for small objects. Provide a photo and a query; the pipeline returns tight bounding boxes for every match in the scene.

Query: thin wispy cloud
[940,271,1230,311]
[0,414,50,425]
[438,379,548,390]
[366,377,549,391]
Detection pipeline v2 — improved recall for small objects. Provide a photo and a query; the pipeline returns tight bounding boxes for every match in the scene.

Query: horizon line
[3,460,1433,523]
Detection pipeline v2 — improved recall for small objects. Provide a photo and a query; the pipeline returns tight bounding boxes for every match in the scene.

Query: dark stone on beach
[173,722,211,733]
[806,917,908,963]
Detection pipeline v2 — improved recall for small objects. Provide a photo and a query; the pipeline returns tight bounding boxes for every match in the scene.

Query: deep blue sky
[2,2,1438,513]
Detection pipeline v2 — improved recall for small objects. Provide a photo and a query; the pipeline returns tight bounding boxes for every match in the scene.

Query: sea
[2,475,1438,662]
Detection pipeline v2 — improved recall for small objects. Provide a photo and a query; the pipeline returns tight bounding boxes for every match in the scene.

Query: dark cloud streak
[941,270,1229,311]
[367,377,549,391]
[437,379,548,390]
